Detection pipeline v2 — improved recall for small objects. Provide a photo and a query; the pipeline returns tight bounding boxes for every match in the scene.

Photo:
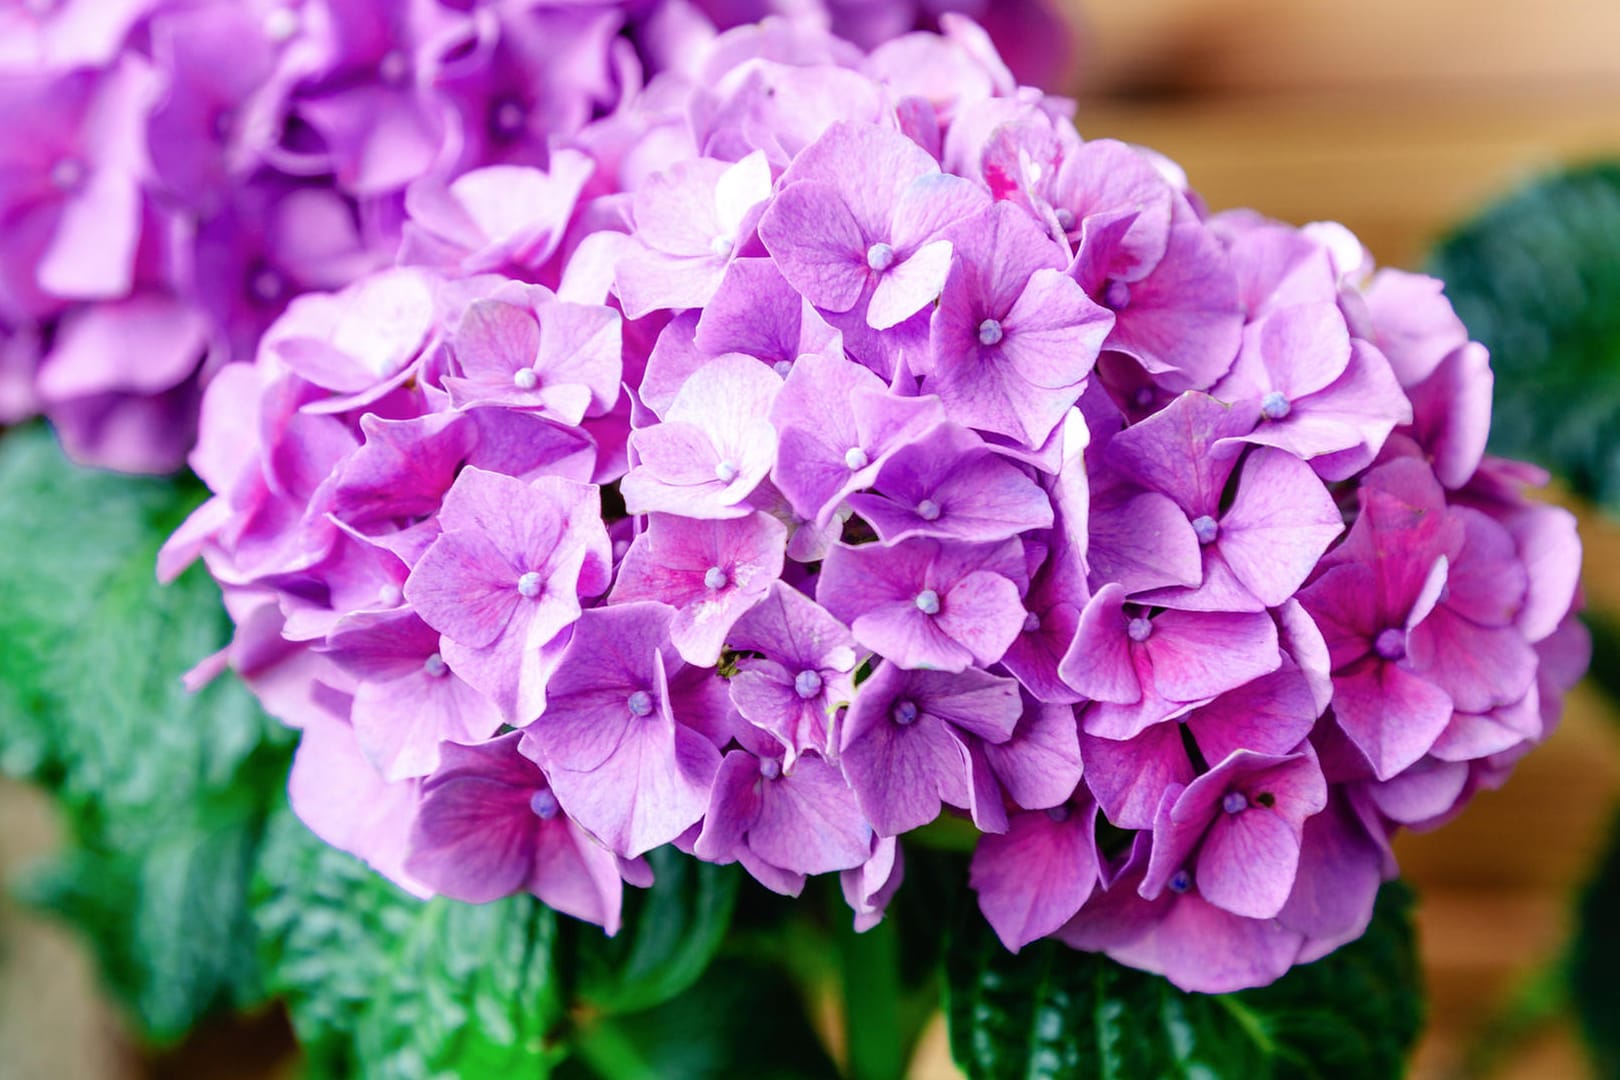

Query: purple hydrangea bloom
[694,733,873,895]
[442,283,622,423]
[406,732,650,932]
[818,536,1029,673]
[1062,583,1281,740]
[322,609,503,782]
[760,121,987,331]
[844,421,1053,544]
[617,151,773,318]
[1105,391,1343,612]
[520,602,727,858]
[726,581,859,765]
[155,9,1586,989]
[1140,748,1329,920]
[840,662,1021,836]
[404,467,612,721]
[620,354,782,519]
[925,201,1112,446]
[609,510,787,665]
[769,350,945,524]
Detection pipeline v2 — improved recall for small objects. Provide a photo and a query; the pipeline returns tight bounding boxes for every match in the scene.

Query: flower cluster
[0,0,1064,475]
[164,15,1586,991]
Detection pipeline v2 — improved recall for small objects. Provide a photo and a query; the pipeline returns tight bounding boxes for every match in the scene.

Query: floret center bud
[759,757,782,781]
[1126,616,1153,643]
[714,459,739,483]
[1102,280,1132,310]
[977,318,1004,347]
[378,49,410,85]
[1260,391,1291,420]
[844,446,869,471]
[422,653,449,679]
[914,589,941,615]
[1054,207,1076,231]
[250,267,285,304]
[377,583,403,607]
[1191,514,1220,545]
[529,789,560,819]
[516,571,543,599]
[513,367,539,390]
[703,565,729,591]
[1168,869,1192,894]
[709,235,734,258]
[263,7,299,41]
[50,157,84,192]
[1222,791,1248,814]
[866,242,896,272]
[892,699,920,726]
[627,690,654,717]
[1374,627,1407,661]
[493,99,527,137]
[1046,804,1071,823]
[772,360,793,377]
[794,669,823,699]
[1023,611,1041,633]
[916,498,941,521]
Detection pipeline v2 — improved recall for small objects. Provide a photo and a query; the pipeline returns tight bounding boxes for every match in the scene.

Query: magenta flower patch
[156,8,1585,995]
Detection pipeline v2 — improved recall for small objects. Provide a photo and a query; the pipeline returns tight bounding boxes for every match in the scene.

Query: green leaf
[944,881,1422,1080]
[1428,162,1620,508]
[560,956,841,1080]
[1571,811,1620,1078]
[0,424,291,1040]
[567,845,740,1015]
[252,800,567,1079]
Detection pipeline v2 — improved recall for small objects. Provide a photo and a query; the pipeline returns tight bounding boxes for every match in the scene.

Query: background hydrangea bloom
[158,9,1586,997]
[0,0,1062,474]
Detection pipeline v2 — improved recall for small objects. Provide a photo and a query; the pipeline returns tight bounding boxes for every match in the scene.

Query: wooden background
[4,2,1620,1078]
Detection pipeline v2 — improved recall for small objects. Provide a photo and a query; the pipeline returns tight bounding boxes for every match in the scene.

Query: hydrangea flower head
[162,10,1586,997]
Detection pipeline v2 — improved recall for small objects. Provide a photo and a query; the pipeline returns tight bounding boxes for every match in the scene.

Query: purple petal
[1330,658,1453,780]
[980,699,1084,811]
[758,180,867,313]
[971,804,1100,949]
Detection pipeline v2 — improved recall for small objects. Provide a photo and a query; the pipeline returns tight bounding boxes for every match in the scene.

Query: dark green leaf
[252,800,567,1079]
[560,956,841,1080]
[1428,162,1620,508]
[567,845,740,1015]
[944,881,1422,1080]
[1571,811,1620,1078]
[0,424,290,1040]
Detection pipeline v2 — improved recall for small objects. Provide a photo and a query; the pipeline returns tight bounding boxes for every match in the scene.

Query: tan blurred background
[5,2,1620,1078]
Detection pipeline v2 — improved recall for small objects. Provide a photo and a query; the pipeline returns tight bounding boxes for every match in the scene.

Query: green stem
[838,913,906,1080]
[570,1015,657,1080]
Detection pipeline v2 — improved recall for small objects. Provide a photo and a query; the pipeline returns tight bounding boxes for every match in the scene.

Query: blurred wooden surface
[6,2,1620,1079]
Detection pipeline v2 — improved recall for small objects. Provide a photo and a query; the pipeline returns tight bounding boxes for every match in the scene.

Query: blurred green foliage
[1429,163,1620,511]
[0,424,290,1041]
